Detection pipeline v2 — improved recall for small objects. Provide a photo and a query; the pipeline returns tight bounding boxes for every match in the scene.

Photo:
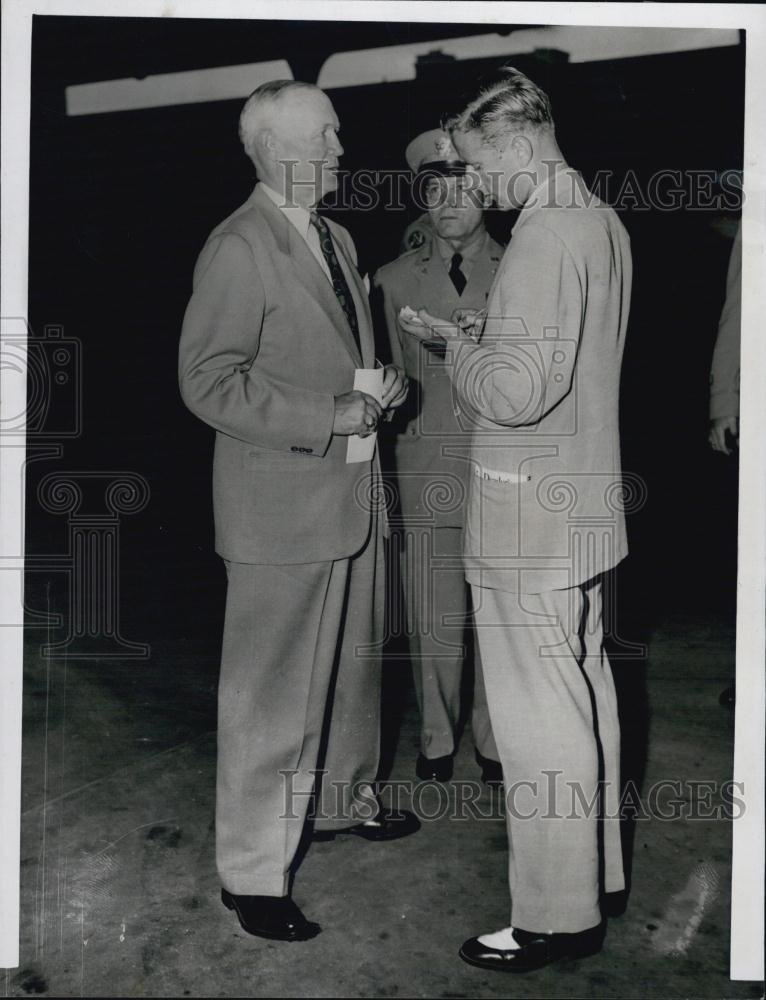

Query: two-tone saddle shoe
[459,922,605,973]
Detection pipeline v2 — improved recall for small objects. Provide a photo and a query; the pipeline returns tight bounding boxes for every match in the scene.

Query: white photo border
[1,0,764,982]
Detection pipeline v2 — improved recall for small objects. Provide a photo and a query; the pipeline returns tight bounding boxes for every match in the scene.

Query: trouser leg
[579,578,624,894]
[215,557,348,896]
[472,581,622,932]
[314,522,385,830]
[469,604,500,762]
[401,526,467,759]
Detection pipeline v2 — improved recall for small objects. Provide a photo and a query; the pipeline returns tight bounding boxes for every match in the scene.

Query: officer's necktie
[309,212,361,354]
[449,252,467,296]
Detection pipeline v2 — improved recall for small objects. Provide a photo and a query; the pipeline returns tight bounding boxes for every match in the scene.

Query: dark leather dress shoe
[221,889,320,941]
[459,923,604,973]
[416,753,453,782]
[475,749,503,786]
[313,809,421,842]
[602,889,628,918]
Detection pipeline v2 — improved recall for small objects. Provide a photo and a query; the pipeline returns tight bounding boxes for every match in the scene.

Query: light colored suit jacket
[374,233,504,528]
[444,171,633,593]
[179,184,378,565]
[709,221,741,421]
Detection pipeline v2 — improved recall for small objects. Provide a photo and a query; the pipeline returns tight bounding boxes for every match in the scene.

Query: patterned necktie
[449,252,466,295]
[309,212,361,354]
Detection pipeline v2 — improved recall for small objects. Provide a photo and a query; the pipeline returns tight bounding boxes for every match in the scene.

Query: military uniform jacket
[374,233,504,529]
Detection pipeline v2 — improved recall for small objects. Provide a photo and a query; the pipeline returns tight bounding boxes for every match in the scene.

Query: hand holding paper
[346,368,384,464]
[398,305,461,344]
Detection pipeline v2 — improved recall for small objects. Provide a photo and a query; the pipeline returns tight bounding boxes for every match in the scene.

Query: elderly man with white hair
[400,67,632,973]
[179,79,416,943]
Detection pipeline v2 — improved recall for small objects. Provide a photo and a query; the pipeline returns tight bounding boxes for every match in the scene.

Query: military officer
[374,129,503,784]
[400,211,433,255]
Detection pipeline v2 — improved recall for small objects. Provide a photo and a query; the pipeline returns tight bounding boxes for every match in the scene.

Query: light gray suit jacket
[179,184,378,565]
[444,171,633,593]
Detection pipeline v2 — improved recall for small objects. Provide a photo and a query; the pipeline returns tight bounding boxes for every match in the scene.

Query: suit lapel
[332,230,374,367]
[482,238,511,325]
[251,186,362,367]
[286,223,363,366]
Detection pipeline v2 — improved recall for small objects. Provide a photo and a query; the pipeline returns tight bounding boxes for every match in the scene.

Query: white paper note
[346,368,384,464]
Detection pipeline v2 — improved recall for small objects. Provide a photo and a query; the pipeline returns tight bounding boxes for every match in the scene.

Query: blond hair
[445,67,554,147]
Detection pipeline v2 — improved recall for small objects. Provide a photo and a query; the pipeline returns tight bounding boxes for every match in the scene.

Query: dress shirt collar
[258,181,315,242]
[434,228,487,267]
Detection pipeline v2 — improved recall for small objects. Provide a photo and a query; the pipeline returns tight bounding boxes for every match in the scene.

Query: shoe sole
[313,829,416,842]
[313,821,421,842]
[458,941,602,973]
[222,893,321,942]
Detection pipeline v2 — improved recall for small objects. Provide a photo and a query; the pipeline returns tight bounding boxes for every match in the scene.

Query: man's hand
[709,416,739,455]
[333,390,383,437]
[381,365,409,410]
[452,307,486,342]
[399,306,461,344]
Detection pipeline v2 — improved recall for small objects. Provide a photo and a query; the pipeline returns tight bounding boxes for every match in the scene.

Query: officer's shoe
[313,809,421,842]
[475,748,503,786]
[416,753,453,782]
[459,922,605,973]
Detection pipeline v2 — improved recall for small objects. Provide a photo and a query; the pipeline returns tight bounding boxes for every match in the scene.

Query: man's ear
[509,134,533,168]
[256,128,276,163]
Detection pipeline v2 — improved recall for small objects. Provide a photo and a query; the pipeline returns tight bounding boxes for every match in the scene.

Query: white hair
[238,79,318,162]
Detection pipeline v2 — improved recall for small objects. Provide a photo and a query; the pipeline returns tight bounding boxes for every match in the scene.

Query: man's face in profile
[425,175,486,244]
[452,128,522,211]
[273,88,344,202]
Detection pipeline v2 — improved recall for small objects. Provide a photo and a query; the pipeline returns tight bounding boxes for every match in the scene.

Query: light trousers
[471,577,624,932]
[399,526,498,761]
[216,524,384,896]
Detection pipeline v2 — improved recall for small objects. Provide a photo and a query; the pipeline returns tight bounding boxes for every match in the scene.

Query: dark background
[25,16,743,677]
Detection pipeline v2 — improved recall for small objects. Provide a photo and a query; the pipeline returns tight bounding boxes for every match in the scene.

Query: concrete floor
[7,598,763,999]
